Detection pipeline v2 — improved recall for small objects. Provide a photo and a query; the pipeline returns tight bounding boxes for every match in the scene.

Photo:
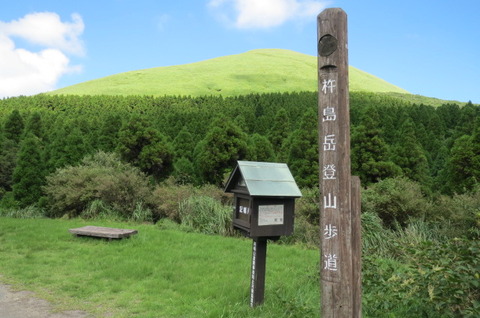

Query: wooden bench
[69,226,138,240]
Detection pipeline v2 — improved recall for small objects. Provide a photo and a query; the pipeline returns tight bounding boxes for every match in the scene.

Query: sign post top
[317,8,348,70]
[318,7,347,18]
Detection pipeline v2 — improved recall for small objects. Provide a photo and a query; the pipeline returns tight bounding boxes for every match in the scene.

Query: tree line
[0,92,478,209]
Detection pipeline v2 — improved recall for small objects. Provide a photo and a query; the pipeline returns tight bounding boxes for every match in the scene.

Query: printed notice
[258,205,284,226]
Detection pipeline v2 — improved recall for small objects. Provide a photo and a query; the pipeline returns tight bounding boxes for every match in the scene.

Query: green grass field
[50,49,409,97]
[0,217,319,317]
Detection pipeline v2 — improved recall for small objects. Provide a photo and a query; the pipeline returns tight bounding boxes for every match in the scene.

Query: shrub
[0,191,18,210]
[362,255,445,317]
[362,224,479,316]
[43,151,152,219]
[295,187,319,225]
[433,190,480,239]
[362,177,432,228]
[402,239,480,317]
[149,179,232,222]
[149,182,199,222]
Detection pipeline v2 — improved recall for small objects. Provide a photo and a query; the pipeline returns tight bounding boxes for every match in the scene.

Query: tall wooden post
[317,8,361,317]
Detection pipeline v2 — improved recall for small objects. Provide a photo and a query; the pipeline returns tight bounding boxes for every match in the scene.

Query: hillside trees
[50,127,88,170]
[171,128,196,184]
[0,138,18,194]
[284,108,318,188]
[0,110,24,195]
[23,112,43,138]
[246,133,276,162]
[3,110,24,143]
[173,127,195,160]
[446,118,480,194]
[351,106,401,185]
[0,92,479,211]
[12,133,45,207]
[268,108,290,153]
[195,117,248,186]
[391,118,430,186]
[117,116,174,180]
[97,114,123,152]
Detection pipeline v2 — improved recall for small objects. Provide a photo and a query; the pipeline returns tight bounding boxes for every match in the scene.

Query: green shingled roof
[225,161,302,197]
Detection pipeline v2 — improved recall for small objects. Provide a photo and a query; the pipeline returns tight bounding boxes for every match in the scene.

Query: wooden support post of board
[250,237,267,307]
[317,8,361,317]
[351,176,362,318]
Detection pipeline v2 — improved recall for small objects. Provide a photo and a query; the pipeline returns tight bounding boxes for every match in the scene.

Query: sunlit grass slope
[51,49,409,97]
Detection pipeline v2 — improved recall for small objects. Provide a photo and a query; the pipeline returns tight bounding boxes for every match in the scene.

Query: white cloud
[0,12,85,98]
[156,14,171,32]
[208,0,328,29]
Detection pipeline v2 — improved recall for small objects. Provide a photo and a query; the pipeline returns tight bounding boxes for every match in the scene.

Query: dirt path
[0,283,93,318]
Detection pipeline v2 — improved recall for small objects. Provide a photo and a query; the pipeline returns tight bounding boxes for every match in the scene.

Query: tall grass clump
[179,195,233,236]
[360,211,394,258]
[80,199,153,223]
[149,179,231,222]
[0,205,44,219]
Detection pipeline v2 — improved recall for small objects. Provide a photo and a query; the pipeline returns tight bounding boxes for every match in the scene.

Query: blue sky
[1,0,479,103]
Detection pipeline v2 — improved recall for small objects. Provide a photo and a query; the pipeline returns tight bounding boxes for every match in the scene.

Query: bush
[401,239,480,317]
[362,177,432,228]
[43,151,152,219]
[0,191,18,210]
[433,190,480,239]
[295,187,319,225]
[149,182,199,222]
[149,179,232,222]
[362,255,446,317]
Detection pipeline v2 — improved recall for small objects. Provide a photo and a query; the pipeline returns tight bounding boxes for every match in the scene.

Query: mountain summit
[51,49,408,97]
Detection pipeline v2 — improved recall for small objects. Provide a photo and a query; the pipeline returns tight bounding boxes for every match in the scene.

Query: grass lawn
[0,217,319,317]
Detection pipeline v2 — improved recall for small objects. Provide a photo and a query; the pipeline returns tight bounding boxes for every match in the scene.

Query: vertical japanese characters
[320,77,340,274]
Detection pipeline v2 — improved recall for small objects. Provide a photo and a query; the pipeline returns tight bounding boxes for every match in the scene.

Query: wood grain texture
[69,226,138,239]
[318,8,361,318]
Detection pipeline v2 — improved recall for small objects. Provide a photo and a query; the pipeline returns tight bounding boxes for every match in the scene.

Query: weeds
[0,205,44,218]
[179,195,234,236]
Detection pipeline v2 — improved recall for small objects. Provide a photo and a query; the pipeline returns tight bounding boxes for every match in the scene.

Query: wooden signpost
[317,8,362,318]
[224,161,302,307]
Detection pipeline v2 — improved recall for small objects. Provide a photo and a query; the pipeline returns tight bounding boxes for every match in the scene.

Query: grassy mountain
[51,49,409,97]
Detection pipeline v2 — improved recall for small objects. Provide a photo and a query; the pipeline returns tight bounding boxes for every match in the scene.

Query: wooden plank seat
[69,226,138,239]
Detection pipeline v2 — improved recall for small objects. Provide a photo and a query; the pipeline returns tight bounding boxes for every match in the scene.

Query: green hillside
[51,49,409,97]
